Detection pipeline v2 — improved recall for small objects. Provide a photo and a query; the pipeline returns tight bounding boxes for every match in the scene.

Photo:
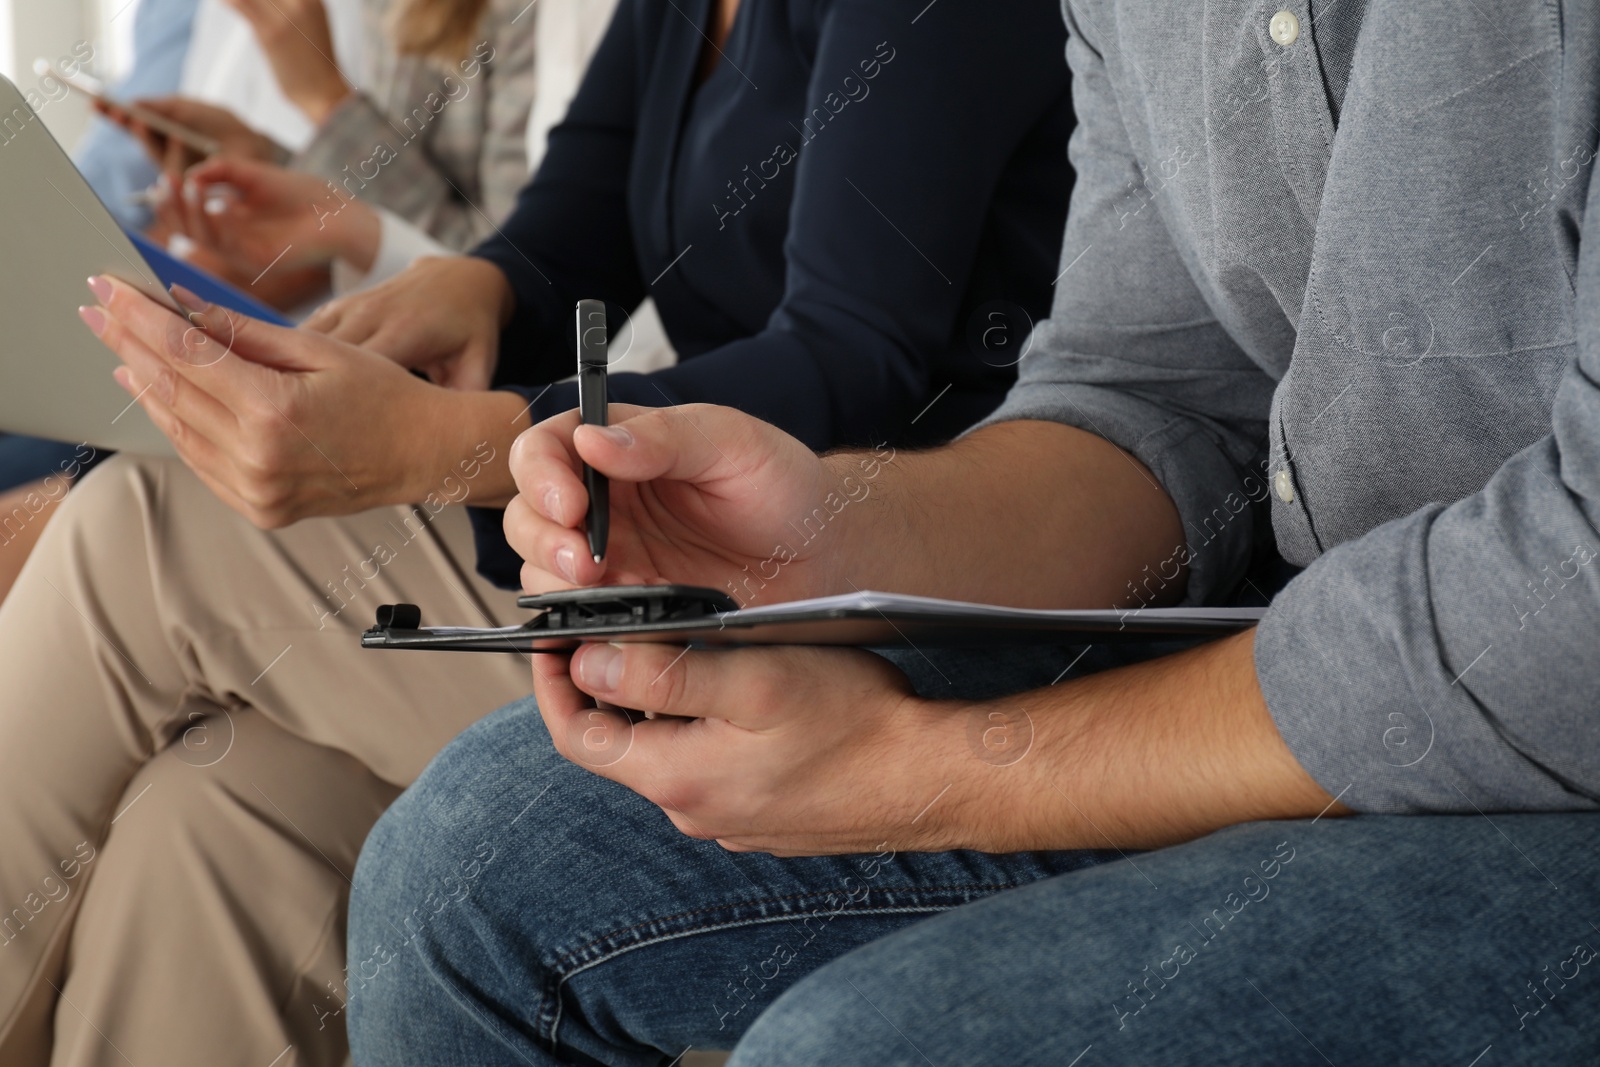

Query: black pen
[577,299,609,563]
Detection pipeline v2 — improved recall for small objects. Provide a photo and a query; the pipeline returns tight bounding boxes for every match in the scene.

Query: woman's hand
[305,257,514,390]
[221,0,351,125]
[157,157,380,279]
[504,403,852,600]
[98,97,281,175]
[79,276,520,527]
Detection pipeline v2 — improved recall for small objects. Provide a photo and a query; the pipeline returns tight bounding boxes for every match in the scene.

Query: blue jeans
[347,646,1600,1065]
[0,436,86,493]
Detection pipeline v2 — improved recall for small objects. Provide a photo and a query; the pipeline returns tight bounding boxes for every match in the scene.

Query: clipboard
[361,585,1266,653]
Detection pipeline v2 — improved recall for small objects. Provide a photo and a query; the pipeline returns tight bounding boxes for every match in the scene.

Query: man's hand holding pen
[505,399,1343,856]
[502,402,844,599]
[503,399,982,855]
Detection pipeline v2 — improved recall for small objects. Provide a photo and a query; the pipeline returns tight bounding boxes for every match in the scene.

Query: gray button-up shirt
[982,0,1600,812]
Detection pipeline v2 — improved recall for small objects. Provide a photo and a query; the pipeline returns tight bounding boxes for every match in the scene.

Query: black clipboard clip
[514,585,737,627]
[363,585,740,653]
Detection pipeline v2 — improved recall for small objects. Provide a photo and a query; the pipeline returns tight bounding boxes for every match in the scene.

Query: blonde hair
[389,0,492,65]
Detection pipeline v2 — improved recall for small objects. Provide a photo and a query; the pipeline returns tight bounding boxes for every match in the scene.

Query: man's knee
[348,704,534,962]
[345,699,575,1037]
[346,695,723,1053]
[729,950,892,1067]
[344,741,498,1050]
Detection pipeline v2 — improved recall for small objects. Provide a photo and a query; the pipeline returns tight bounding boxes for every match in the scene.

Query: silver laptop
[0,73,178,456]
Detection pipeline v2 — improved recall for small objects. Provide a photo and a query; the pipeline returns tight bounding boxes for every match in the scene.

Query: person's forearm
[329,200,382,274]
[824,419,1187,609]
[296,81,353,128]
[414,389,532,509]
[941,629,1348,852]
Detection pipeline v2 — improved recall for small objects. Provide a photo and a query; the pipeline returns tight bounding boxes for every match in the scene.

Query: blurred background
[0,0,134,146]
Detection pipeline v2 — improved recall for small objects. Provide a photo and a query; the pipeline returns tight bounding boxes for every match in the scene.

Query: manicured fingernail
[112,366,138,394]
[578,644,625,692]
[542,487,563,521]
[169,283,213,314]
[86,276,113,304]
[78,306,107,336]
[592,425,634,448]
[555,544,578,583]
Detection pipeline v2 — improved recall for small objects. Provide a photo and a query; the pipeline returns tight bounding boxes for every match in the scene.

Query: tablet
[0,73,231,456]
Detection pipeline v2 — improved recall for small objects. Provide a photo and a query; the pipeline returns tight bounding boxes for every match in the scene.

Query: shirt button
[1274,469,1296,504]
[1269,10,1301,46]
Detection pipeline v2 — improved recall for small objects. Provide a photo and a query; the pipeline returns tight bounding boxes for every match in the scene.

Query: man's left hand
[534,642,982,856]
[536,630,1351,857]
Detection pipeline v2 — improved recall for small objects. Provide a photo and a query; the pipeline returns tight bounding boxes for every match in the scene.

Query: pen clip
[576,299,608,372]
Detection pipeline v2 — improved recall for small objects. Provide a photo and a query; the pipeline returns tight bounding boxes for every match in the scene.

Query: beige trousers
[0,455,532,1067]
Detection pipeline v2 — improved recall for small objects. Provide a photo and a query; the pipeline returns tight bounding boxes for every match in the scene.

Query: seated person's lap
[347,644,1134,1062]
[732,810,1600,1066]
[351,641,1600,1065]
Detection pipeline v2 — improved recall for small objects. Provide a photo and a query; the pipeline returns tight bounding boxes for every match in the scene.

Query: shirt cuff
[1254,508,1596,814]
[973,379,1263,608]
[333,210,451,294]
[467,505,523,590]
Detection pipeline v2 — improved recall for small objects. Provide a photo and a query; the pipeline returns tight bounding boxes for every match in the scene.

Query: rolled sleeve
[975,23,1279,606]
[1256,161,1600,815]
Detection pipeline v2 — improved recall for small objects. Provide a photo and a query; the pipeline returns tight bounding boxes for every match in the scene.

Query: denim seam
[544,903,969,1052]
[549,883,1027,970]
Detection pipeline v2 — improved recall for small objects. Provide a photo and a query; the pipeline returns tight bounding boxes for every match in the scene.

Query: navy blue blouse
[471,0,1074,586]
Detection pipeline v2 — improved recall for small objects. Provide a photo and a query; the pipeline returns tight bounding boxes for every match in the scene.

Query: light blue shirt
[72,0,202,231]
